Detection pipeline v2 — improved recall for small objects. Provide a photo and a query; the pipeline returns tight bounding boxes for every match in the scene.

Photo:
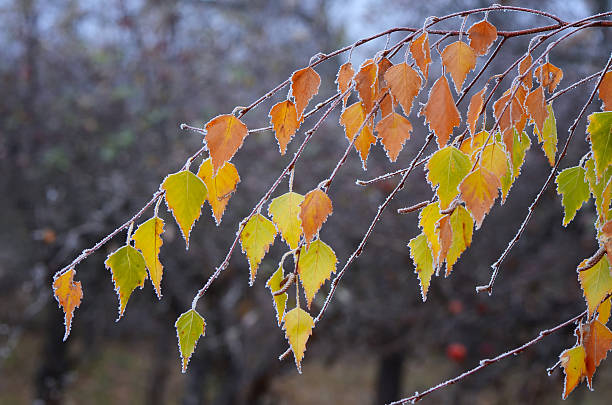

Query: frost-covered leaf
[583,319,612,387]
[466,87,486,135]
[410,32,431,80]
[419,202,443,266]
[268,191,305,249]
[340,101,376,169]
[175,309,205,373]
[132,217,165,298]
[336,62,355,107]
[283,306,314,372]
[239,213,277,285]
[441,41,476,93]
[267,265,288,326]
[535,62,563,93]
[599,71,612,111]
[585,158,612,225]
[384,63,422,116]
[52,268,82,341]
[587,112,612,178]
[297,239,337,307]
[197,158,240,225]
[518,54,533,89]
[467,19,497,56]
[204,114,248,175]
[299,189,333,244]
[560,345,587,399]
[555,166,590,226]
[493,88,525,139]
[426,146,471,209]
[269,100,302,155]
[162,170,208,248]
[598,297,611,324]
[420,76,461,147]
[525,85,548,136]
[354,59,378,113]
[534,103,557,166]
[500,130,531,202]
[579,254,612,317]
[444,205,474,276]
[291,67,321,118]
[459,167,500,229]
[374,112,412,162]
[408,233,435,301]
[104,245,147,320]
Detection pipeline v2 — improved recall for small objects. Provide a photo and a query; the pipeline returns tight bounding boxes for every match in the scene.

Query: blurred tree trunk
[374,351,404,405]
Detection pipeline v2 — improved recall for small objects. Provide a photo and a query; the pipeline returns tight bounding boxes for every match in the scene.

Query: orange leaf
[584,319,612,388]
[466,86,486,135]
[535,62,563,93]
[355,59,379,113]
[467,19,497,56]
[493,88,524,140]
[441,41,477,93]
[437,215,452,265]
[419,76,461,147]
[52,269,83,341]
[459,167,500,228]
[384,63,422,116]
[336,62,355,107]
[299,189,333,244]
[204,114,248,175]
[340,101,376,169]
[602,220,612,260]
[377,58,396,118]
[197,158,240,225]
[375,112,413,162]
[410,32,431,80]
[524,85,549,136]
[291,67,321,118]
[599,71,612,111]
[518,54,533,89]
[269,100,302,155]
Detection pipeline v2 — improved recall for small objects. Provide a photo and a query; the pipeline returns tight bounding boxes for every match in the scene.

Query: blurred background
[1,0,611,404]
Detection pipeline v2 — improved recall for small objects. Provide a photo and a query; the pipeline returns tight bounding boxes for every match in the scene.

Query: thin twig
[398,201,430,214]
[577,246,606,272]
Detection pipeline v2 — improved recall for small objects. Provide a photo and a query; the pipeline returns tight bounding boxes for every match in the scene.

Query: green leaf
[585,158,612,226]
[132,217,165,298]
[283,307,314,372]
[501,129,530,202]
[535,103,557,166]
[408,233,435,302]
[266,265,288,326]
[587,111,612,178]
[579,255,612,317]
[239,213,277,285]
[268,192,305,249]
[104,245,147,320]
[161,170,208,249]
[426,146,471,209]
[555,166,590,226]
[175,309,206,373]
[298,239,337,307]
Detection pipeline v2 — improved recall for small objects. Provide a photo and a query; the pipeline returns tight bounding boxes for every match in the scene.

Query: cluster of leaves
[51,7,612,401]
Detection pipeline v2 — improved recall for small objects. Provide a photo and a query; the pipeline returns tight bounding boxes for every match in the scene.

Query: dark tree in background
[1,1,612,404]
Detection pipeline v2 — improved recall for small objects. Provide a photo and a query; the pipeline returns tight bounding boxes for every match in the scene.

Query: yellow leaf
[441,41,477,93]
[466,86,486,136]
[426,146,471,209]
[419,76,461,147]
[291,67,321,119]
[298,239,337,307]
[175,309,205,373]
[579,255,612,317]
[161,170,208,249]
[266,266,288,326]
[560,345,587,399]
[374,112,413,162]
[283,307,314,372]
[410,32,431,80]
[105,245,147,320]
[268,191,305,249]
[132,217,165,298]
[467,19,497,56]
[339,101,376,169]
[336,62,355,107]
[269,100,302,155]
[599,71,612,111]
[52,269,83,341]
[587,111,612,179]
[459,167,500,229]
[299,189,332,245]
[535,62,563,93]
[239,213,277,285]
[418,202,443,266]
[445,205,474,276]
[598,297,611,324]
[384,62,422,116]
[197,158,240,225]
[409,233,435,301]
[204,114,248,175]
[479,141,508,181]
